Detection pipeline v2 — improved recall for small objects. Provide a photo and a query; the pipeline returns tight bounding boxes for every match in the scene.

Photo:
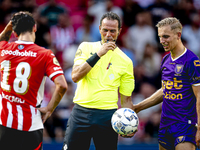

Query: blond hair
[156,17,182,33]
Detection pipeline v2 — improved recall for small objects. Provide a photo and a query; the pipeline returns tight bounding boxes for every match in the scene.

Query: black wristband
[86,53,100,67]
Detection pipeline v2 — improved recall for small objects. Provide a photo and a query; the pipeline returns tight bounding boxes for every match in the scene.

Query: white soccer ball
[111,108,139,135]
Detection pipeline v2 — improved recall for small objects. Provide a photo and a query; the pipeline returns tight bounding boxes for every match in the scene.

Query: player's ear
[99,25,101,32]
[33,24,37,32]
[118,28,122,36]
[177,32,181,40]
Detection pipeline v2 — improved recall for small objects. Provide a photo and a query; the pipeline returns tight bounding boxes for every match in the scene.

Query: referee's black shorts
[62,104,118,150]
[0,125,43,150]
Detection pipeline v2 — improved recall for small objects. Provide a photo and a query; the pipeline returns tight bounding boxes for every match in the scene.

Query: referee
[62,12,135,150]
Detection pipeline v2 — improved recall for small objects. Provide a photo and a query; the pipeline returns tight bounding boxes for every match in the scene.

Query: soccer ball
[111,108,139,135]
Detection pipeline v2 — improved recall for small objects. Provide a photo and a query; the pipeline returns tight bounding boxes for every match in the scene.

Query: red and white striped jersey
[0,40,64,131]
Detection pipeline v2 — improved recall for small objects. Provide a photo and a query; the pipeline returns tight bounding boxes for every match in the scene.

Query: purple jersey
[160,48,200,128]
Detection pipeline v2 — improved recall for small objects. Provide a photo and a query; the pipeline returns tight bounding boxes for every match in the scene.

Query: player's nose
[106,31,112,37]
[160,37,165,44]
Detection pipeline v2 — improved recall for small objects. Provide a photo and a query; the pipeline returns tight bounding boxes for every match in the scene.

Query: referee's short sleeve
[74,42,89,66]
[119,61,135,96]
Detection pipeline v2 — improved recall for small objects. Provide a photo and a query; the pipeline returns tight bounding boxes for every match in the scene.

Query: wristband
[86,53,100,67]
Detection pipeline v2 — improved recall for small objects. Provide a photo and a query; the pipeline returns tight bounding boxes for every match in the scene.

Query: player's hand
[97,41,116,57]
[120,130,138,138]
[195,128,200,148]
[37,107,52,123]
[132,104,139,114]
[7,21,13,29]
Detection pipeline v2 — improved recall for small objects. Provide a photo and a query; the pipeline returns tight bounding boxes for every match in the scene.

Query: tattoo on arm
[0,30,12,42]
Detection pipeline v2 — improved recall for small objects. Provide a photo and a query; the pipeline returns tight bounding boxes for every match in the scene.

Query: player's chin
[163,46,170,51]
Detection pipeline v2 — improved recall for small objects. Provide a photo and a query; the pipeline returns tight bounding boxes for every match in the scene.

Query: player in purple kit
[133,17,200,150]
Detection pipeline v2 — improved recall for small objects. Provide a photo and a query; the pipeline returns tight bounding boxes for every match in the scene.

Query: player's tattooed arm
[0,21,12,42]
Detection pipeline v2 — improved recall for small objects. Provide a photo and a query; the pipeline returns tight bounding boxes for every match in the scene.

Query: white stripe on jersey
[29,105,43,131]
[17,105,23,130]
[193,83,200,86]
[15,40,34,44]
[36,77,46,106]
[0,95,2,124]
[6,102,13,128]
[29,106,35,131]
[49,71,63,79]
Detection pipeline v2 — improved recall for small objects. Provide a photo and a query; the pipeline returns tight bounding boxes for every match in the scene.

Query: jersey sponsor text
[1,49,37,57]
[1,92,25,103]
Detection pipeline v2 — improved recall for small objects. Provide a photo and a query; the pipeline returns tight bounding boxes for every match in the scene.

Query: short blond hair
[156,17,182,33]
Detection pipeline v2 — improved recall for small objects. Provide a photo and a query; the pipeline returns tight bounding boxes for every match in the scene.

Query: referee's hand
[120,130,138,138]
[97,41,116,57]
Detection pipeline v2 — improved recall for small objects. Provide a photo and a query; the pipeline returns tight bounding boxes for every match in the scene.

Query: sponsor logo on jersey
[53,67,62,70]
[162,78,183,100]
[162,78,183,90]
[18,45,24,50]
[1,92,25,104]
[1,49,37,57]
[53,57,60,66]
[164,91,183,100]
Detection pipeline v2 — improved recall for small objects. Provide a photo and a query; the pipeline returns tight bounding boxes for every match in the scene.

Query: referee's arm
[71,63,92,83]
[120,94,134,110]
[72,42,116,83]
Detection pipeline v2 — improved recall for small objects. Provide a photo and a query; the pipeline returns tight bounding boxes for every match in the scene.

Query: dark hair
[11,11,35,36]
[100,12,122,30]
